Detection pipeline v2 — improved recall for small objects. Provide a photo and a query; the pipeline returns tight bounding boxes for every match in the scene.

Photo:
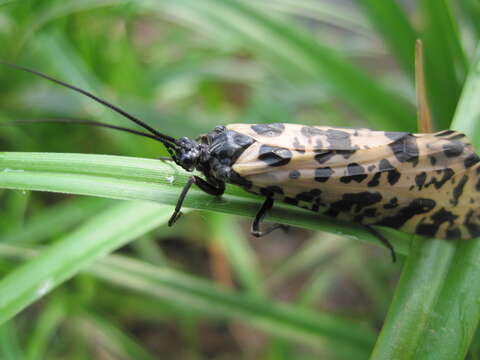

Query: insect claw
[168,211,183,226]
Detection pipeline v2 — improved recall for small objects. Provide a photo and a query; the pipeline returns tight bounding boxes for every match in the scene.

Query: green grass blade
[451,45,480,145]
[411,42,480,360]
[0,201,174,324]
[0,197,111,244]
[145,0,415,130]
[421,0,468,129]
[357,0,417,76]
[0,321,23,360]
[0,245,376,356]
[0,151,411,255]
[370,238,456,359]
[25,298,66,360]
[208,213,266,298]
[372,42,480,359]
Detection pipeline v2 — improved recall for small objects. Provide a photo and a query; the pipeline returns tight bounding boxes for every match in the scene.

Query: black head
[174,136,208,172]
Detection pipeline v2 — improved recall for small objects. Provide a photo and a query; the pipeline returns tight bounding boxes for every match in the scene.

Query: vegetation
[0,0,479,358]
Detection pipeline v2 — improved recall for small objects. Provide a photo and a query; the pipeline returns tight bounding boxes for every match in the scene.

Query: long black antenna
[0,61,177,147]
[5,118,167,142]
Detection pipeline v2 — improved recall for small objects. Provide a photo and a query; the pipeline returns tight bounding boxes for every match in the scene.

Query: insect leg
[251,197,289,237]
[365,226,397,263]
[168,176,225,226]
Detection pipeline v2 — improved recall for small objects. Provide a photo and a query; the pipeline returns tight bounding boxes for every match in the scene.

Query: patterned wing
[229,124,480,240]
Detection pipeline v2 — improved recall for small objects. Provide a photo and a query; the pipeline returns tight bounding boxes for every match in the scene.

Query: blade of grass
[71,313,157,360]
[145,0,416,130]
[357,0,417,77]
[208,213,266,298]
[0,245,376,356]
[371,42,480,360]
[0,321,23,360]
[0,201,174,325]
[0,197,111,244]
[25,298,66,360]
[411,42,480,360]
[0,151,411,255]
[420,0,468,129]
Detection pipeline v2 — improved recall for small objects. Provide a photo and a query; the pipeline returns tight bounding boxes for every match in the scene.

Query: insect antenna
[0,61,178,158]
[7,118,167,142]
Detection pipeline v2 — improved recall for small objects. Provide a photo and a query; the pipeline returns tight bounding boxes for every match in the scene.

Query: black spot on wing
[260,186,284,197]
[340,163,368,183]
[465,210,480,238]
[446,227,461,239]
[367,172,382,187]
[388,134,419,166]
[451,175,468,206]
[324,129,352,148]
[415,172,427,190]
[464,153,480,168]
[384,197,398,209]
[296,189,322,202]
[384,131,408,141]
[301,127,353,149]
[301,126,324,137]
[251,123,285,137]
[258,145,292,167]
[314,151,335,164]
[376,198,436,229]
[289,170,301,179]
[379,159,400,185]
[315,167,334,182]
[425,168,455,189]
[442,140,464,157]
[292,137,306,153]
[336,149,357,159]
[325,192,382,218]
[429,156,437,166]
[416,208,458,237]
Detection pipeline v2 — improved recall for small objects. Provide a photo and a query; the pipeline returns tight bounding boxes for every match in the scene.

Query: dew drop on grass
[2,168,24,173]
[166,176,175,184]
[36,278,54,298]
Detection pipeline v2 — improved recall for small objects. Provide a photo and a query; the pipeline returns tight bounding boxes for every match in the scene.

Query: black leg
[366,225,396,263]
[251,197,289,237]
[168,176,225,227]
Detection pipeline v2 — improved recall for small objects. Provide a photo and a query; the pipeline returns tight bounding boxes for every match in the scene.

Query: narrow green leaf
[208,213,266,298]
[0,151,411,256]
[421,0,468,129]
[0,245,376,356]
[451,45,480,145]
[25,298,66,360]
[0,201,173,324]
[357,0,417,76]
[372,41,480,360]
[370,238,456,359]
[145,0,416,130]
[0,197,111,244]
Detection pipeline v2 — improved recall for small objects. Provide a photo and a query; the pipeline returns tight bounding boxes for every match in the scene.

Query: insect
[3,63,480,260]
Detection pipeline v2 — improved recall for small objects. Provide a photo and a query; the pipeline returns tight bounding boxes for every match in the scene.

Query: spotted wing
[227,123,408,152]
[229,124,480,240]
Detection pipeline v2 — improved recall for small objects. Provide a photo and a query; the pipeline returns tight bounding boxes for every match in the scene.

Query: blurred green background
[0,0,479,359]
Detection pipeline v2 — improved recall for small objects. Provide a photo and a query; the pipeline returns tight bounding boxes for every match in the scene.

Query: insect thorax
[186,126,254,186]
